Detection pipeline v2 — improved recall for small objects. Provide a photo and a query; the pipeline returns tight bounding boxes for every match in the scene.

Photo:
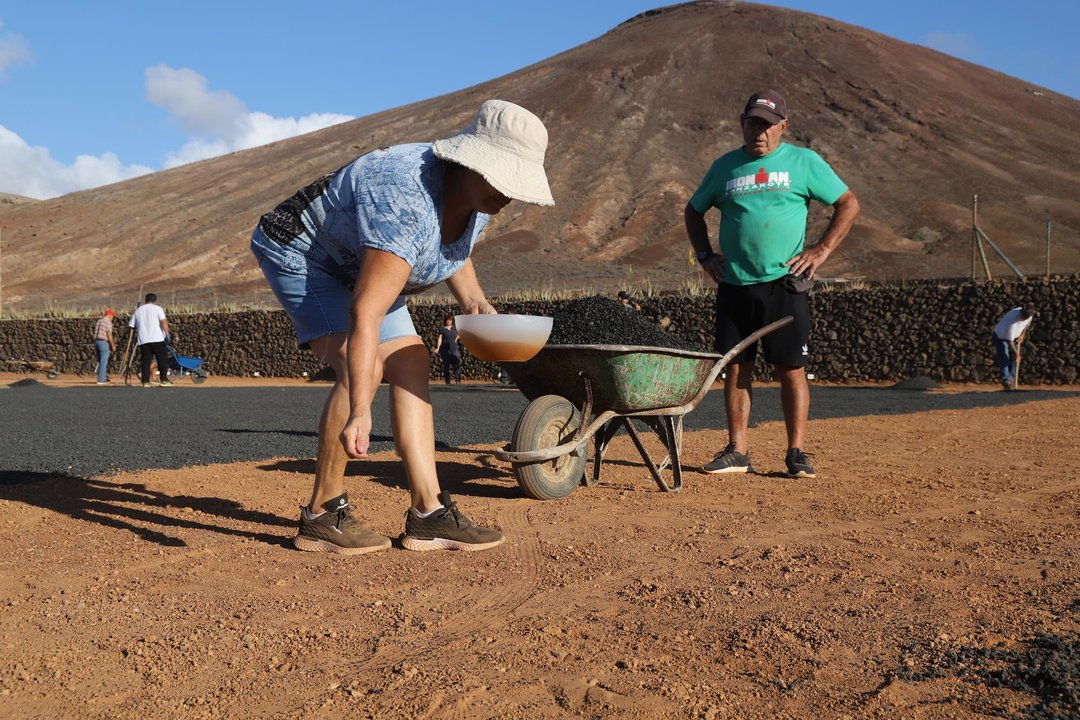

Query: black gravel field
[1,380,1073,479]
[898,633,1080,720]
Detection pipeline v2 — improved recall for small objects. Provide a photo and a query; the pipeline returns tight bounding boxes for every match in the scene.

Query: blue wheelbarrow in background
[166,337,209,384]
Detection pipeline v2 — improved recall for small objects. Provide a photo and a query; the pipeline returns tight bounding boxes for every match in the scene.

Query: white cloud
[0,20,33,79]
[0,124,153,200]
[146,64,353,168]
[145,65,249,138]
[0,63,352,199]
[922,31,981,61]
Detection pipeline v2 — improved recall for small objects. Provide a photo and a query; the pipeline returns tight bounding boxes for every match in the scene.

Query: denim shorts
[250,227,417,349]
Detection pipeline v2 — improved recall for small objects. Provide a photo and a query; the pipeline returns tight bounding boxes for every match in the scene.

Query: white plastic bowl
[454,314,553,362]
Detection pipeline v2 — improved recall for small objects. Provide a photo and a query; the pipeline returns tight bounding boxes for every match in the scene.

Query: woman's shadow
[0,471,294,548]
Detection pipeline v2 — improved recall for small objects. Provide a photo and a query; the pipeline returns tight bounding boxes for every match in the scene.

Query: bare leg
[306,333,381,510]
[379,337,442,512]
[724,361,754,453]
[775,364,809,450]
[307,332,445,514]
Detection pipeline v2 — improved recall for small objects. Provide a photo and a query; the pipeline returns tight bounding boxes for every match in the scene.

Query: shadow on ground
[0,470,292,548]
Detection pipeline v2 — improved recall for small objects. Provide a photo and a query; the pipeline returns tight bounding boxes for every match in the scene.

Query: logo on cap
[743,90,787,122]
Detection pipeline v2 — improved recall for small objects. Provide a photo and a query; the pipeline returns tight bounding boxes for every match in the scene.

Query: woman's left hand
[462,300,497,315]
[446,259,495,315]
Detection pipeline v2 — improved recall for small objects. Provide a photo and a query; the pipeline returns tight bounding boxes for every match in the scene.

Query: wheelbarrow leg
[667,416,685,493]
[623,416,683,493]
[589,418,622,487]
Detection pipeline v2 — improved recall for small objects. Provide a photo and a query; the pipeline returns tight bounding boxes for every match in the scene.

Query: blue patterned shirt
[258,144,489,294]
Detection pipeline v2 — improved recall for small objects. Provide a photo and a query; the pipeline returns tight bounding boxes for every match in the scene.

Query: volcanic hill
[2,1,1078,313]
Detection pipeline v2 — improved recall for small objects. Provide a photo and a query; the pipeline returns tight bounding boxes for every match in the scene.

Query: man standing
[684,89,860,478]
[92,309,117,385]
[128,293,172,387]
[992,307,1034,391]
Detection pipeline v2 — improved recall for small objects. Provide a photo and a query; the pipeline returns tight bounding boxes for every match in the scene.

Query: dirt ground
[1,376,1077,719]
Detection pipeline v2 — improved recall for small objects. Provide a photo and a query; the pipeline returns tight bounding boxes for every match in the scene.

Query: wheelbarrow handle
[675,315,795,414]
[493,409,619,463]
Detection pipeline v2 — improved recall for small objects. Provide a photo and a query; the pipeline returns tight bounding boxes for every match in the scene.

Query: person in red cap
[685,88,861,479]
[92,309,117,384]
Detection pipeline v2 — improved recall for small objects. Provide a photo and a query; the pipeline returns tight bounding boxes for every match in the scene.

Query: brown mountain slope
[0,193,35,208]
[2,1,1079,313]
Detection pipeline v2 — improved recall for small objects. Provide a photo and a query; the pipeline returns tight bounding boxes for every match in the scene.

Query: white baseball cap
[432,100,554,206]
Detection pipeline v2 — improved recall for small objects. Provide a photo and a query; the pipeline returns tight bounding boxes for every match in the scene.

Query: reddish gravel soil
[1,380,1077,719]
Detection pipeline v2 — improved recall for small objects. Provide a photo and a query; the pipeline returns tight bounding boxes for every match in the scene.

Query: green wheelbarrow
[493,316,793,500]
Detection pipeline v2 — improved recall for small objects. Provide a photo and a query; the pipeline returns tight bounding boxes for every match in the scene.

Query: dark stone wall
[2,277,1076,385]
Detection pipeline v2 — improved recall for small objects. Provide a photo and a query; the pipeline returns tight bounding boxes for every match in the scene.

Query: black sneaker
[701,443,753,474]
[402,492,504,552]
[785,448,816,479]
[294,492,391,555]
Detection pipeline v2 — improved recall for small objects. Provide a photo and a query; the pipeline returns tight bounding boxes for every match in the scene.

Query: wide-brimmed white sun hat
[432,100,554,206]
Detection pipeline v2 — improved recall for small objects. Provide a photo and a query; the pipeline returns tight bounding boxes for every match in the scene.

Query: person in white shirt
[992,306,1034,391]
[128,293,172,387]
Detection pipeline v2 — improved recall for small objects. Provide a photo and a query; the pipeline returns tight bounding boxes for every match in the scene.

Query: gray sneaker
[294,492,391,555]
[701,442,753,474]
[784,448,816,479]
[402,492,504,552]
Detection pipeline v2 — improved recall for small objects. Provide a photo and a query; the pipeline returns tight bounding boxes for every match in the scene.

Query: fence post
[972,195,977,280]
[1046,218,1052,280]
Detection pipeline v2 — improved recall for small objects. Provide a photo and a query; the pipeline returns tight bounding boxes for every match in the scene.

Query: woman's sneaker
[294,492,391,555]
[784,448,816,478]
[402,492,504,551]
[701,443,753,474]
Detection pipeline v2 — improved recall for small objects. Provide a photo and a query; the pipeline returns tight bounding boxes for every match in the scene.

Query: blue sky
[1,1,1077,199]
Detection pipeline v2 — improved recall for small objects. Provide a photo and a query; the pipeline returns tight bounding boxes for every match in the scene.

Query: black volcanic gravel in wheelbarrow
[547,295,709,351]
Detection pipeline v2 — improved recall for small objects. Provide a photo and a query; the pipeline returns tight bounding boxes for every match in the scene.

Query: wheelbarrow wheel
[192,370,208,384]
[46,370,59,380]
[511,395,587,500]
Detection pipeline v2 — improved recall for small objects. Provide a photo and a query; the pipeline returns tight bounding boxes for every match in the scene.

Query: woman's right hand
[340,411,373,458]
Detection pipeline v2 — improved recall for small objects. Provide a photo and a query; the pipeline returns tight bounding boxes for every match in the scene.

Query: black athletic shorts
[714,278,811,368]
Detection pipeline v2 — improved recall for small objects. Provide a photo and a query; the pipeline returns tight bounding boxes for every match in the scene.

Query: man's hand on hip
[786,244,831,280]
[701,254,725,284]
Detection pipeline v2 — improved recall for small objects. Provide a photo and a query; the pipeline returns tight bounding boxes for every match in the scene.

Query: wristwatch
[696,249,717,263]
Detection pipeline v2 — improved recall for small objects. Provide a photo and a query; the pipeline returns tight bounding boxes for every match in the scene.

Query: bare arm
[1014,325,1031,349]
[684,202,725,284]
[340,249,411,458]
[787,190,860,279]
[160,317,171,338]
[445,258,496,315]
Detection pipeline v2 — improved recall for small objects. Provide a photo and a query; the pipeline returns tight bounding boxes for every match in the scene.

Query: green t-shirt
[689,142,848,285]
